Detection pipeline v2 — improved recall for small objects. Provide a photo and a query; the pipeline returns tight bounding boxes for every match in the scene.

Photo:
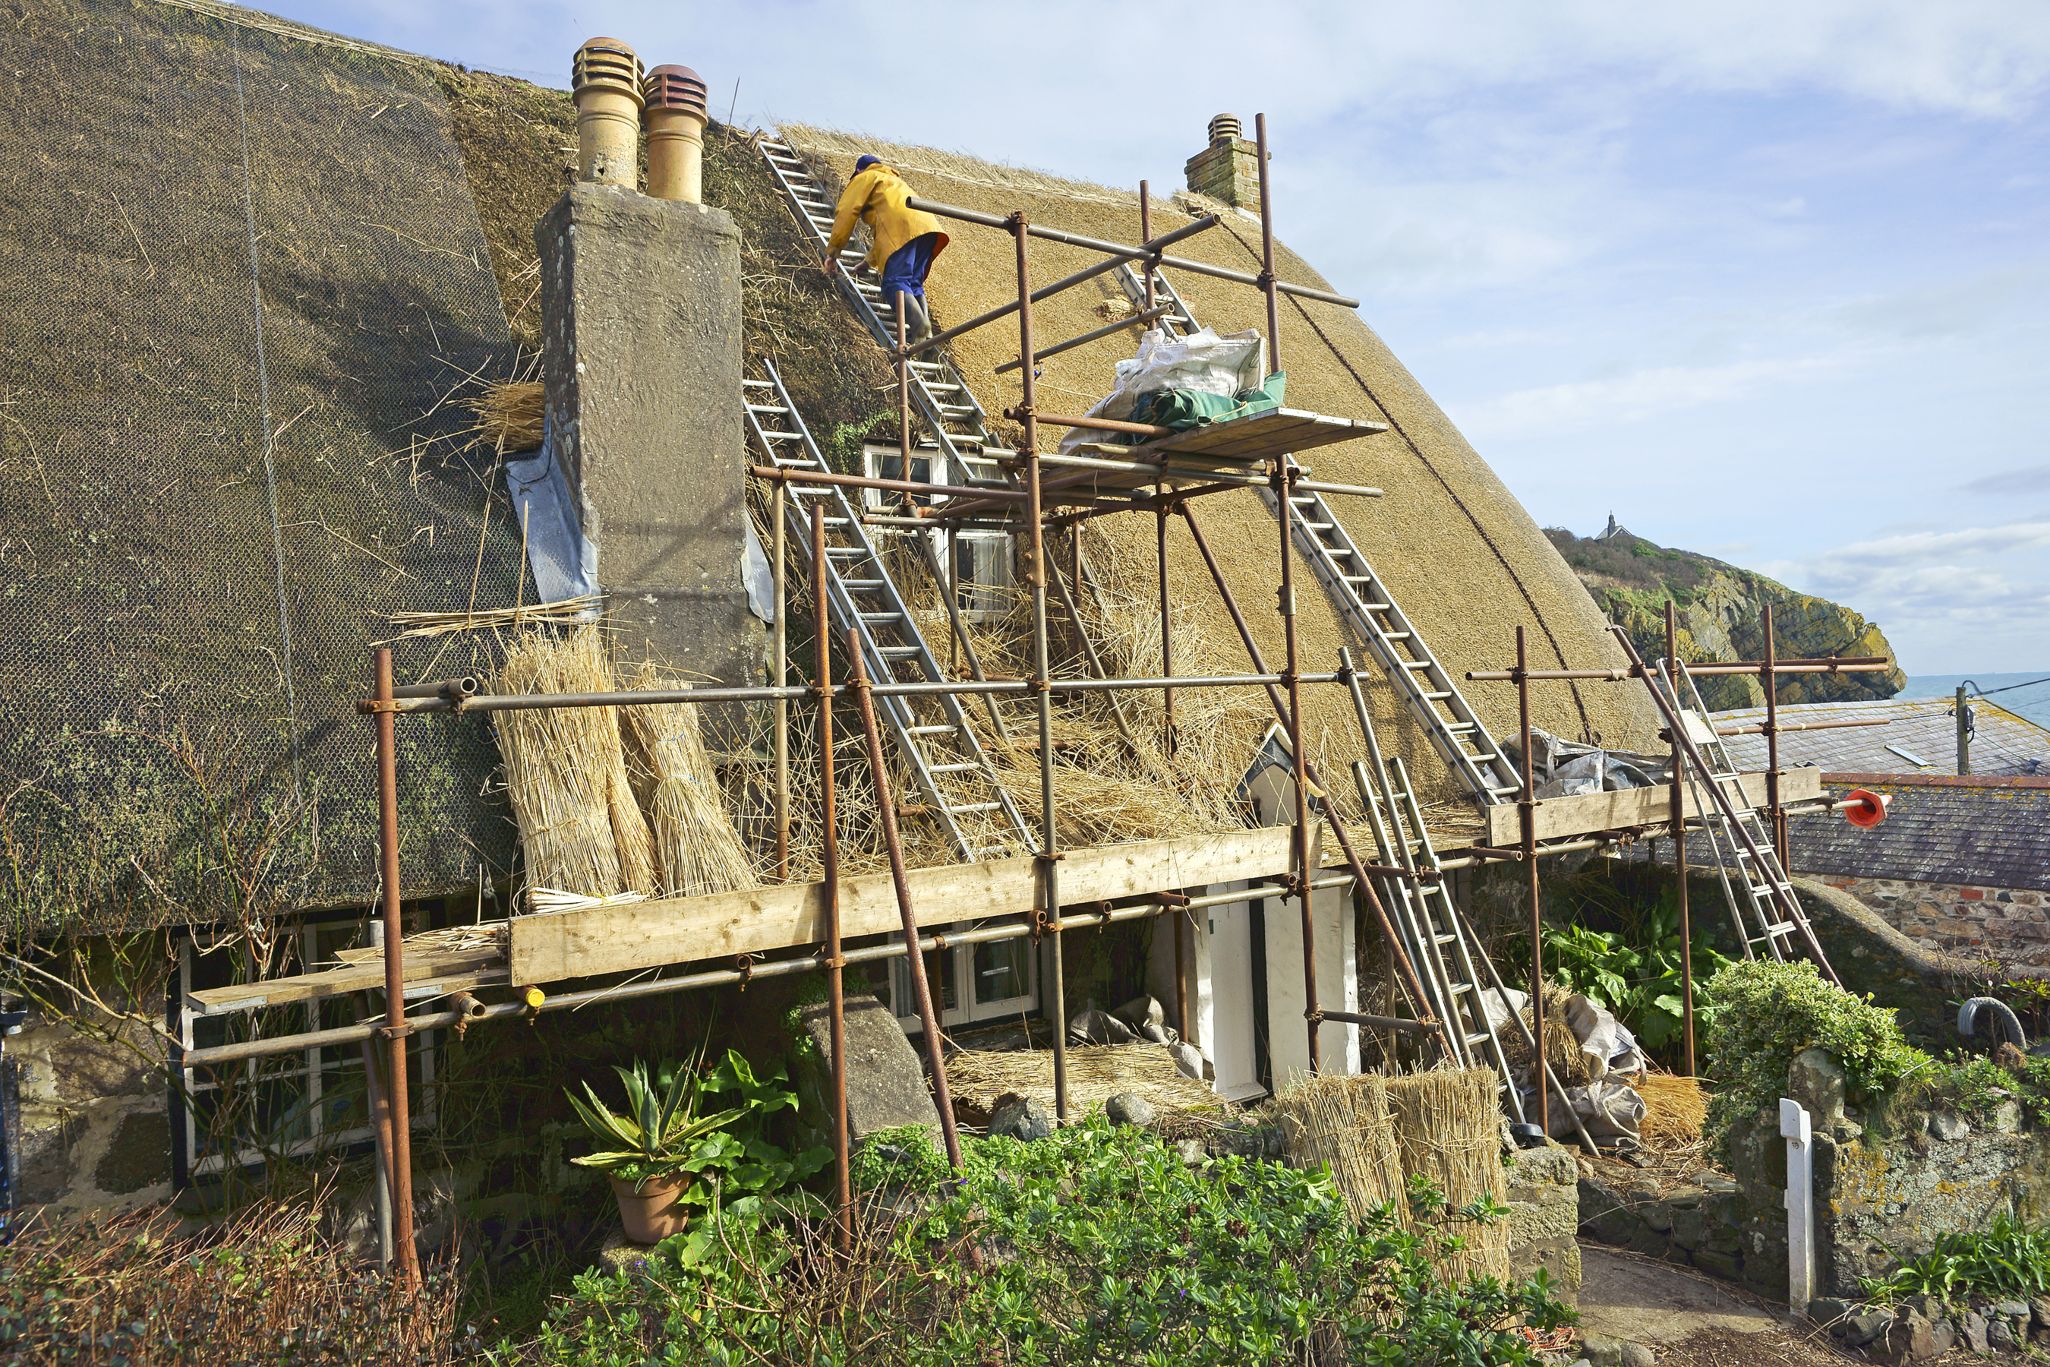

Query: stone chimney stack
[1184,113,1261,209]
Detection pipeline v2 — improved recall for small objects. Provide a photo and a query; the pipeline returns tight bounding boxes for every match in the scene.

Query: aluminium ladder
[744,359,1035,863]
[1339,648,1596,1150]
[756,138,1011,496]
[1114,263,1524,806]
[1653,658,1837,981]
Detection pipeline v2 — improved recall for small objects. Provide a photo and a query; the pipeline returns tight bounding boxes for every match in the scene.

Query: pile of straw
[619,665,760,898]
[466,378,544,455]
[1637,1072,1707,1149]
[1274,1072,1406,1223]
[494,626,656,899]
[1384,1068,1511,1283]
[947,1045,1222,1134]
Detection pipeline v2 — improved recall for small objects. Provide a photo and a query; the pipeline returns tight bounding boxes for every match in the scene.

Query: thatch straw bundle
[1637,1071,1707,1149]
[1274,1072,1407,1224]
[466,379,544,455]
[494,627,656,899]
[1384,1068,1511,1283]
[619,666,760,897]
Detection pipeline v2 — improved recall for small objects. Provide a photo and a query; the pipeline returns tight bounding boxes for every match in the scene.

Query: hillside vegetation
[1546,522,1904,710]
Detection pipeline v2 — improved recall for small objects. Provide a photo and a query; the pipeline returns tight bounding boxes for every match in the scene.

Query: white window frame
[174,915,436,1180]
[890,932,1040,1034]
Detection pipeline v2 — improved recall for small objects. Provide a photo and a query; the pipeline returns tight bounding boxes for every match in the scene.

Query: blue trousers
[880,232,942,318]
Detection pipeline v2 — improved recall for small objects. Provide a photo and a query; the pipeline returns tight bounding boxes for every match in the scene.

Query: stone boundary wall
[1818,875,2050,969]
[1503,1142,1582,1306]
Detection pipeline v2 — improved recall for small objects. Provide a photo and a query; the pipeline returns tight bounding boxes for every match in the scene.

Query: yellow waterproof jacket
[824,163,948,271]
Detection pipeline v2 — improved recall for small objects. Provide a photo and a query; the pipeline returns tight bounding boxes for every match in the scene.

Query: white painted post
[1781,1097,1816,1314]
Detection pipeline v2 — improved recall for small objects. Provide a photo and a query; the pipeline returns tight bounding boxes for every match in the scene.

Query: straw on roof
[947,1045,1223,1135]
[464,377,544,456]
[1274,1072,1407,1224]
[619,665,761,898]
[1384,1067,1511,1284]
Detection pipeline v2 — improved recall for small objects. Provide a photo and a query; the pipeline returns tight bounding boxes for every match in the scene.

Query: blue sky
[260,1,2050,673]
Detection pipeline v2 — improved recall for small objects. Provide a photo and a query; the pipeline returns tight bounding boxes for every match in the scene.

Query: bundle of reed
[1499,986,1591,1087]
[466,379,544,455]
[382,595,600,642]
[1637,1071,1708,1149]
[494,626,656,900]
[1384,1067,1511,1284]
[1274,1072,1407,1225]
[619,665,760,898]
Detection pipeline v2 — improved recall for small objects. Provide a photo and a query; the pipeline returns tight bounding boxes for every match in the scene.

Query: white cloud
[1456,355,1847,439]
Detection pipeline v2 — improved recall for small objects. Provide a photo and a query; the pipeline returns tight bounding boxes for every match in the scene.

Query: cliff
[1545,521,1905,710]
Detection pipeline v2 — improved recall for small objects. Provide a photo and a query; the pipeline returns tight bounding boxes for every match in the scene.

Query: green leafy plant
[564,1055,740,1191]
[1862,1213,2050,1308]
[504,1120,1572,1365]
[675,1049,830,1223]
[1538,896,1730,1057]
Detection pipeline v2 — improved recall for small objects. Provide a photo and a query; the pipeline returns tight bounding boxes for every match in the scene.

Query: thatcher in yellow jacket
[823,157,948,271]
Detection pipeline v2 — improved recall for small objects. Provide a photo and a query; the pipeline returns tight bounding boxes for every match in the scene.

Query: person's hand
[820,256,838,278]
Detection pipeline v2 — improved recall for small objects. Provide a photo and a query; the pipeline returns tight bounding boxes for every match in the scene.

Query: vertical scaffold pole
[372,647,420,1294]
[1666,602,1696,1077]
[1253,112,1320,1073]
[1515,627,1549,1137]
[810,508,852,1246]
[772,482,790,882]
[1012,212,1069,1118]
[1763,604,1788,869]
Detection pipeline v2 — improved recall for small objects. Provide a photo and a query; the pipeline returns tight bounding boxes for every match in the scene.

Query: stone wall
[8,1015,172,1212]
[1502,1142,1582,1306]
[1817,875,2050,970]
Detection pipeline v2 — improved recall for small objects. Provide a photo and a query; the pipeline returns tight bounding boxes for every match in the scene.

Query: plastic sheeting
[1058,325,1266,454]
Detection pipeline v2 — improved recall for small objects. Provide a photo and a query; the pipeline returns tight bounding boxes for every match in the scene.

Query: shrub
[1702,959,1931,1157]
[506,1120,1570,1365]
[0,1195,468,1364]
[1862,1212,2050,1307]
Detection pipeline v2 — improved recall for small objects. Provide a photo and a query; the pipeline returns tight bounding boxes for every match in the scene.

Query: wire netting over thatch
[0,0,527,935]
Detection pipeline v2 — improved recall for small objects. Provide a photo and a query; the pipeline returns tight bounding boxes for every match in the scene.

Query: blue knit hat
[854,154,881,173]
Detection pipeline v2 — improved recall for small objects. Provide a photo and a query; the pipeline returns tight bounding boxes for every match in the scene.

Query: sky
[257,1,2050,673]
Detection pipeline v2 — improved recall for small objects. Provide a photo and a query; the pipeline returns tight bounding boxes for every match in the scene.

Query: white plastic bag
[1058,326,1266,454]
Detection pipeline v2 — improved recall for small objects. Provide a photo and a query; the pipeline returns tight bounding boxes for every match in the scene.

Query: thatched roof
[1,0,1653,935]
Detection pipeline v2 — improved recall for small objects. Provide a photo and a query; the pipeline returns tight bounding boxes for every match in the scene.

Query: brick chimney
[1184,113,1261,209]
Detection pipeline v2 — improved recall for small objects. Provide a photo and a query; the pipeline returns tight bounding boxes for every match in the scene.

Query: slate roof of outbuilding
[1788,773,2050,893]
[1714,697,2050,779]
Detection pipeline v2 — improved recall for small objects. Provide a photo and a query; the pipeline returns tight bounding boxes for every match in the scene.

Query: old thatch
[947,1045,1224,1135]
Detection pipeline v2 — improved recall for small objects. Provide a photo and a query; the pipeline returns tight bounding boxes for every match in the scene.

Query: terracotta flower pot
[609,1171,692,1244]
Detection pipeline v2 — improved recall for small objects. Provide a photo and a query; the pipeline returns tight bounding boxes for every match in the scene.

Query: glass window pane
[972,939,1028,1006]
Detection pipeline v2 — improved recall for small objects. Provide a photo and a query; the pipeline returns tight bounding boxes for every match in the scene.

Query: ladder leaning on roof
[1655,657,1838,982]
[1340,647,1598,1152]
[744,358,1035,864]
[1114,262,1525,807]
[755,138,1011,495]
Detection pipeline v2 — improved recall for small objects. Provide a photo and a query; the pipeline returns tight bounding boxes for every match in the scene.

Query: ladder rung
[928,763,981,775]
[946,801,1001,814]
[907,724,959,736]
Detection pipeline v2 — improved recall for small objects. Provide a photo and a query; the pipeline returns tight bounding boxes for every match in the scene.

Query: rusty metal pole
[810,507,852,1246]
[1762,605,1789,870]
[1666,603,1695,1077]
[1138,179,1156,312]
[1012,214,1070,1119]
[1252,113,1319,1073]
[372,648,420,1294]
[1180,505,1443,1043]
[846,628,966,1169]
[1156,497,1175,757]
[772,482,790,882]
[1516,627,1549,1138]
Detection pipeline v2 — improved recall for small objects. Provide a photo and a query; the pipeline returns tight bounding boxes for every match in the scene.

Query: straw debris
[464,377,544,456]
[947,1045,1223,1135]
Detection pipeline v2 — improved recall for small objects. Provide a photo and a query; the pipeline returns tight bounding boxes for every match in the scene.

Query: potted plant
[566,1056,739,1244]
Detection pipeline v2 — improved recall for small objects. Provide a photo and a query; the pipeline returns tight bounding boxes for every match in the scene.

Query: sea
[1901,673,2050,731]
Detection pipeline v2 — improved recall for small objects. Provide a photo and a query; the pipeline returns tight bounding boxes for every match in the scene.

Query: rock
[1839,1309,1892,1346]
[1962,1307,1989,1354]
[1579,1331,1623,1366]
[1871,1309,1937,1365]
[1929,1111,1970,1142]
[1690,1247,1741,1282]
[988,1097,1054,1142]
[1668,1203,1706,1251]
[594,1229,655,1274]
[1638,1198,1674,1233]
[1905,1294,1942,1321]
[1174,1138,1207,1167]
[1930,1316,1957,1356]
[1995,1300,2030,1319]
[1990,1315,2019,1351]
[1787,1048,1848,1124]
[2031,1295,2050,1329]
[1990,1099,2023,1134]
[1809,1295,1852,1326]
[1619,1343,1656,1367]
[1104,1092,1156,1128]
[792,996,939,1139]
